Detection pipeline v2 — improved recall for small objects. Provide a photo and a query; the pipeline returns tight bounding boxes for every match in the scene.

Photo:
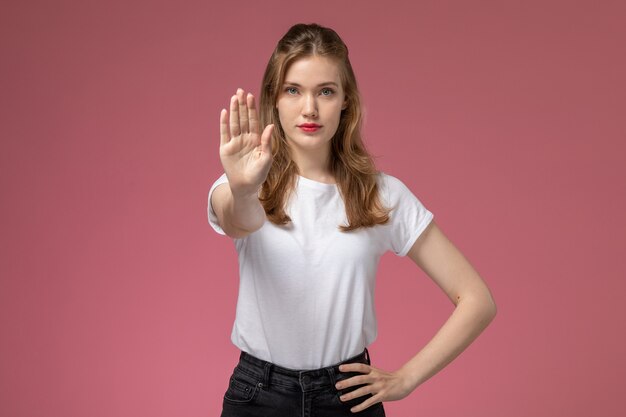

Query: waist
[235,348,371,392]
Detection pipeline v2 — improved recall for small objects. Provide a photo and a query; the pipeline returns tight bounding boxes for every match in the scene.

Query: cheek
[277,103,295,122]
[276,108,288,128]
[329,105,344,124]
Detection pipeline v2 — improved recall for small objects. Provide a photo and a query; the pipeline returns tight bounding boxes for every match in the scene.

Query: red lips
[298,123,321,133]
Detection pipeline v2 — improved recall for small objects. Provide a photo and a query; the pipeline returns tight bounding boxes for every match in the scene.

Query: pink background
[1,1,625,416]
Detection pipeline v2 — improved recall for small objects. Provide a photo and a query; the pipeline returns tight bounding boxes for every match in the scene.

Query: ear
[341,98,348,110]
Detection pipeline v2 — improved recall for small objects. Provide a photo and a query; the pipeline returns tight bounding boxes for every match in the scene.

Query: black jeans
[220,348,386,417]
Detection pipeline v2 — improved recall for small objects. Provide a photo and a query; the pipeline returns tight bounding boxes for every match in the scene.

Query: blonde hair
[259,23,390,231]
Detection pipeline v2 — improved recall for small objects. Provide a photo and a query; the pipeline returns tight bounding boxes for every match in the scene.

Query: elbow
[485,297,497,322]
[224,217,265,239]
[480,290,498,325]
[225,223,262,239]
[458,289,497,323]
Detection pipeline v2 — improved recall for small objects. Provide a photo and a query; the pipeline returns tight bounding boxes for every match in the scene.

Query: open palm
[219,88,274,197]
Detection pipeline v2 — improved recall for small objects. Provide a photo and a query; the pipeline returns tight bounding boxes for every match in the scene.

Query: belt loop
[327,366,337,386]
[262,362,272,389]
[364,347,371,364]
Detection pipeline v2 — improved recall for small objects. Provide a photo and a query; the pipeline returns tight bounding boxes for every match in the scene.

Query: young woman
[208,23,497,417]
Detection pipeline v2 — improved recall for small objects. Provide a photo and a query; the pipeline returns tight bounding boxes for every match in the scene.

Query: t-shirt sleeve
[207,173,229,235]
[381,173,434,257]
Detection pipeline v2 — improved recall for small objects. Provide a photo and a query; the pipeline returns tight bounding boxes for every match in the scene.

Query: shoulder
[377,172,406,188]
[376,171,432,216]
[376,172,414,202]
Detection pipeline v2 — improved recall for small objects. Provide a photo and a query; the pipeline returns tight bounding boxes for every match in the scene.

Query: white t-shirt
[207,172,433,369]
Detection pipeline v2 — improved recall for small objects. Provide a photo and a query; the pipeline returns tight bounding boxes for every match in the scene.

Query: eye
[320,88,334,96]
[285,87,298,95]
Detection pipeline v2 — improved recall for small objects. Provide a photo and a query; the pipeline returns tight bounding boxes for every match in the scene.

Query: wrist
[229,184,261,200]
[395,366,421,392]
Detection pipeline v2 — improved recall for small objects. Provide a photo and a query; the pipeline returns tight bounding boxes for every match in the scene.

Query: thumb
[260,124,274,155]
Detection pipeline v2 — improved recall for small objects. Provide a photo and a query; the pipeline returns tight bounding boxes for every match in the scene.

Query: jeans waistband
[236,349,371,393]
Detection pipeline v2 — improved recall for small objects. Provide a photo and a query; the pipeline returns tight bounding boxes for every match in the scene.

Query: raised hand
[219,88,274,197]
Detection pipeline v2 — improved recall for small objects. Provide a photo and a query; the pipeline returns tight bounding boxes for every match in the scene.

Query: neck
[289,145,335,184]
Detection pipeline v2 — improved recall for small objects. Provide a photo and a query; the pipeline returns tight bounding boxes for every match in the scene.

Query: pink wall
[1,1,625,416]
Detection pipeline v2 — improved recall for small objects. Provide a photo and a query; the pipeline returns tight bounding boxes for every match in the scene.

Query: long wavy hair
[259,23,390,231]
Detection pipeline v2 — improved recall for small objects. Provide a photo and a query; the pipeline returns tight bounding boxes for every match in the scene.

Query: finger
[335,374,370,390]
[229,94,240,138]
[260,124,273,155]
[350,395,382,414]
[338,363,371,374]
[248,93,259,134]
[339,384,373,402]
[237,88,250,134]
[219,108,230,146]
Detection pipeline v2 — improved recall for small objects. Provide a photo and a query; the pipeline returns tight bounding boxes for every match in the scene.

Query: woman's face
[276,55,347,159]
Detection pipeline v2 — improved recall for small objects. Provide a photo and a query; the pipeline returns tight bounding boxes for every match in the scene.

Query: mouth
[298,123,321,133]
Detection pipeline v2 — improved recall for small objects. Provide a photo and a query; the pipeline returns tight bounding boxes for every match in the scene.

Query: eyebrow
[283,81,340,88]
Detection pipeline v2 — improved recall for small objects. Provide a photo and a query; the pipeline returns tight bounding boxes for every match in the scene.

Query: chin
[290,137,331,149]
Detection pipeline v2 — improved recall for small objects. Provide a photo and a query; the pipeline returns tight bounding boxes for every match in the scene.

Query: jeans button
[302,375,310,384]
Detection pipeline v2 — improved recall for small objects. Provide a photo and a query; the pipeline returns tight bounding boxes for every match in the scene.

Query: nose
[301,94,318,118]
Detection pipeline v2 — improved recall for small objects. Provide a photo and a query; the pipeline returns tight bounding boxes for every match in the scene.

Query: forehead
[283,55,342,86]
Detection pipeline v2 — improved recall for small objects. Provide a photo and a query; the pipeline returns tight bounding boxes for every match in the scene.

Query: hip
[220,348,386,417]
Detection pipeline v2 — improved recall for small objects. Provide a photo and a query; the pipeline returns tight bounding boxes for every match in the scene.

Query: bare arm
[210,183,267,239]
[395,219,497,387]
[211,88,274,238]
[336,220,497,412]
